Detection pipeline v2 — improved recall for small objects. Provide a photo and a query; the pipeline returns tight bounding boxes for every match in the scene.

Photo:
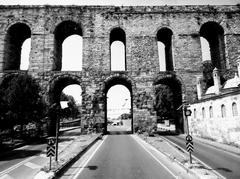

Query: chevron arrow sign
[186,141,194,153]
[47,146,55,157]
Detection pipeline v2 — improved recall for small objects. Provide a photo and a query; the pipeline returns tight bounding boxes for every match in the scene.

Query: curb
[159,136,224,179]
[138,135,222,179]
[139,135,201,178]
[53,134,101,178]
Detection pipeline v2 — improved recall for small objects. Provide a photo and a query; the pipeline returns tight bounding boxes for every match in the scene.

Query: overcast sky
[1,0,239,5]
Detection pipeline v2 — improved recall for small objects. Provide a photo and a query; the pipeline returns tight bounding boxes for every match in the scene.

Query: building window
[209,106,213,118]
[194,108,196,118]
[232,102,238,116]
[221,104,226,118]
[202,107,205,119]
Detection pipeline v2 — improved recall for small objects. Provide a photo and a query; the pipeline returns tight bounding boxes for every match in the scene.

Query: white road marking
[0,156,35,177]
[72,135,108,179]
[132,135,178,179]
[24,162,41,169]
[162,136,226,179]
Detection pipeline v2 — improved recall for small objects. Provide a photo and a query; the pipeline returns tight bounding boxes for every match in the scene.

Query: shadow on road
[0,149,42,161]
[107,131,132,135]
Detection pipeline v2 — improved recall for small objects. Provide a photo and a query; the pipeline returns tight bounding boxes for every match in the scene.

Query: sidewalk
[138,134,223,179]
[0,128,101,179]
[35,128,101,179]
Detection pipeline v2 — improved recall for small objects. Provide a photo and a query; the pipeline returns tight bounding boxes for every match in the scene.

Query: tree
[154,84,175,121]
[2,74,45,136]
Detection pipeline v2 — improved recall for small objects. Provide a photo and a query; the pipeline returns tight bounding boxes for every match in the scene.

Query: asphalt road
[165,135,240,179]
[73,135,176,179]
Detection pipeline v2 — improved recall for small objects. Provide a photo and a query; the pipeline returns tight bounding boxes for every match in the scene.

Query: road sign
[47,146,55,157]
[186,134,193,142]
[186,141,194,153]
[185,109,192,116]
[47,137,55,146]
[186,134,194,164]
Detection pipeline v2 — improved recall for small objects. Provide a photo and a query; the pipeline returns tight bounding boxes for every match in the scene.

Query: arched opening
[153,77,183,133]
[62,35,83,71]
[221,104,226,118]
[4,23,31,70]
[110,28,126,71]
[200,37,211,62]
[48,76,82,136]
[60,84,82,128]
[104,77,133,134]
[54,21,83,71]
[157,28,173,71]
[107,85,131,133]
[232,102,238,116]
[200,22,225,69]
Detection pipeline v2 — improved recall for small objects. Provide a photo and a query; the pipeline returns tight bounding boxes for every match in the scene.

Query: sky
[1,0,239,5]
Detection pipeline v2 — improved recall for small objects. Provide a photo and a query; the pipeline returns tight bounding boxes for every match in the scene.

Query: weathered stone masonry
[0,5,240,133]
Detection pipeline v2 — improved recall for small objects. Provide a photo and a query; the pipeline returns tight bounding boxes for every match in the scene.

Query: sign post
[47,137,56,170]
[186,134,194,164]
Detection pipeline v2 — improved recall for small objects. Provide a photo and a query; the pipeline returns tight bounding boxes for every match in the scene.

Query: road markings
[132,135,178,179]
[162,136,226,179]
[0,156,36,177]
[72,135,108,179]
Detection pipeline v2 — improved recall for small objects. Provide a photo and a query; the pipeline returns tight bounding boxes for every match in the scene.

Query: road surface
[165,135,240,179]
[61,135,192,179]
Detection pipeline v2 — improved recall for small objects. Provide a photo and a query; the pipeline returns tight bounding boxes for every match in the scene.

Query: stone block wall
[0,5,240,132]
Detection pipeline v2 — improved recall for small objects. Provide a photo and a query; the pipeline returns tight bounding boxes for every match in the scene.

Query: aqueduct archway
[0,5,240,134]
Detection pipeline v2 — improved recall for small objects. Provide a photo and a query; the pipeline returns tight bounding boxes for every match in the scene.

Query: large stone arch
[3,22,31,71]
[48,73,83,104]
[153,73,184,133]
[102,73,136,134]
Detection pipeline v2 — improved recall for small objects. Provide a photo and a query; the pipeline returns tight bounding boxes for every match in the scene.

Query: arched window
[200,22,225,69]
[209,106,213,118]
[54,21,83,71]
[221,104,226,118]
[232,102,238,116]
[202,107,205,119]
[4,23,31,71]
[110,28,126,71]
[194,108,196,118]
[62,35,82,71]
[157,28,173,71]
[200,37,211,62]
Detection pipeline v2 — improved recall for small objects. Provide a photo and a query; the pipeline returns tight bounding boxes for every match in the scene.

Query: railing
[60,119,81,128]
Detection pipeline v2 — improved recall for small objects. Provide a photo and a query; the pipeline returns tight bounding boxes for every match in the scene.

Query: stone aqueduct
[0,5,240,133]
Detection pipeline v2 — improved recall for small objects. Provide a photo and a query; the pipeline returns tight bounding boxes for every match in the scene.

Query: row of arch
[194,102,238,119]
[49,72,184,133]
[3,20,225,72]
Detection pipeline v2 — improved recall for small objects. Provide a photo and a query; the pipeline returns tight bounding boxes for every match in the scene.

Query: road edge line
[161,136,226,179]
[132,135,178,179]
[72,135,108,179]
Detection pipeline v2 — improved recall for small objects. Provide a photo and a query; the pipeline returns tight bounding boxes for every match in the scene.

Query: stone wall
[189,92,240,146]
[0,5,240,133]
